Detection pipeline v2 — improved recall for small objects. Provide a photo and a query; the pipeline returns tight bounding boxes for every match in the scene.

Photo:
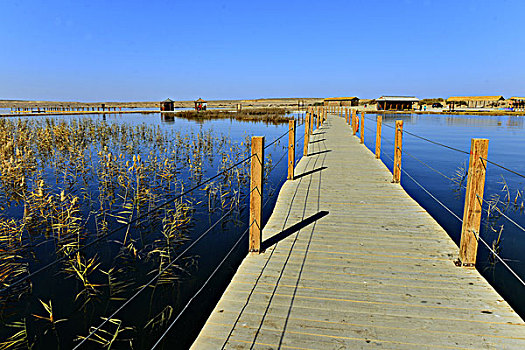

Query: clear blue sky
[1,0,524,101]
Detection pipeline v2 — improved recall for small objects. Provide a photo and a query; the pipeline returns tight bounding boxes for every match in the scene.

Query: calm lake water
[0,112,306,349]
[361,113,525,318]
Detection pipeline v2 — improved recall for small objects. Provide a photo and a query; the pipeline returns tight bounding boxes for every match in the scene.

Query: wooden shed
[323,97,359,106]
[194,98,207,111]
[160,98,175,111]
[446,96,505,108]
[376,96,419,111]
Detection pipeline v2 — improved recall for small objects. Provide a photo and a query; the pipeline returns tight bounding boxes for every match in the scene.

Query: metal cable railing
[73,191,253,349]
[2,118,306,297]
[366,117,525,289]
[0,153,255,295]
[150,221,253,349]
[71,122,303,348]
[146,122,307,348]
[481,157,525,180]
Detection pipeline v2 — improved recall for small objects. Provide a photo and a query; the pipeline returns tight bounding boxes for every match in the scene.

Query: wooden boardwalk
[192,114,525,349]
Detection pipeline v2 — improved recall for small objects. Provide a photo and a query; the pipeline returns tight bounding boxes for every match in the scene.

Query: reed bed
[176,107,292,123]
[0,116,280,348]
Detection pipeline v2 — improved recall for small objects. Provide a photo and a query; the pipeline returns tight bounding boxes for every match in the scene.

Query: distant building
[376,96,419,111]
[323,97,359,107]
[160,98,175,111]
[446,96,505,108]
[509,97,525,111]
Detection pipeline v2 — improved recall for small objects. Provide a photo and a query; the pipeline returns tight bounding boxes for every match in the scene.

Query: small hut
[194,98,207,111]
[160,98,175,111]
[376,96,419,111]
[323,97,359,106]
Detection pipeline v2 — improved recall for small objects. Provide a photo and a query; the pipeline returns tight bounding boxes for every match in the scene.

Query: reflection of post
[288,120,295,180]
[249,136,264,253]
[459,139,489,266]
[393,120,403,183]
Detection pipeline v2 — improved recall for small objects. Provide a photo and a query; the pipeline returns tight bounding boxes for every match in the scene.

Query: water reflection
[445,116,524,128]
[161,112,175,124]
[380,113,415,123]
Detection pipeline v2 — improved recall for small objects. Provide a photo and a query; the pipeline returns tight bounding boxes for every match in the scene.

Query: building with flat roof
[376,96,419,111]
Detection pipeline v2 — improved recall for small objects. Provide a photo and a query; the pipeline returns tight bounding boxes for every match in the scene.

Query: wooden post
[304,112,310,156]
[360,112,365,144]
[316,108,320,129]
[249,136,264,253]
[352,110,357,135]
[459,139,489,266]
[310,109,314,134]
[393,120,403,183]
[288,120,295,180]
[375,115,382,159]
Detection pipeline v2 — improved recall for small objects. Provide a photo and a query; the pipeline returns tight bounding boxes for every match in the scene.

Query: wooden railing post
[393,120,403,183]
[316,108,320,129]
[249,136,264,253]
[459,139,489,266]
[288,120,295,180]
[352,110,357,135]
[375,115,382,159]
[310,108,317,134]
[304,111,310,156]
[360,112,365,144]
